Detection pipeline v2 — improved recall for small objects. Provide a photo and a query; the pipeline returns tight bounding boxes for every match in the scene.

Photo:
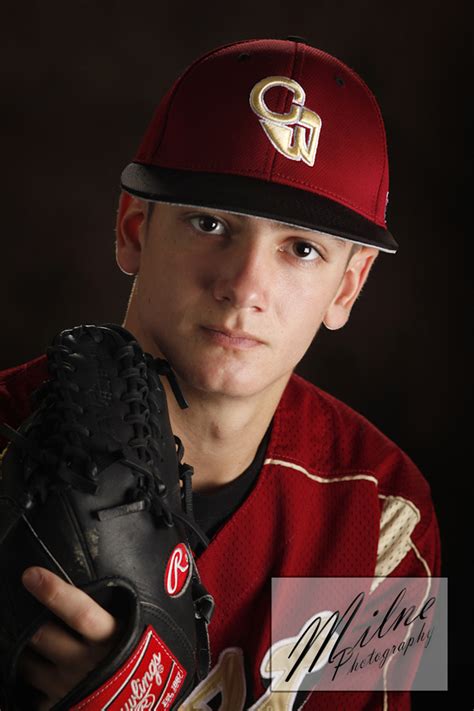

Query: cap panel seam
[372,97,389,222]
[150,83,178,161]
[354,74,388,220]
[267,41,299,180]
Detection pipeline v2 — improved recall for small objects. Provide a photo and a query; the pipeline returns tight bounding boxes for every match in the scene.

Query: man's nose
[211,240,270,311]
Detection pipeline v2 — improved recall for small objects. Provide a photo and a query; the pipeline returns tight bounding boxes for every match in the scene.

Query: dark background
[0,1,470,707]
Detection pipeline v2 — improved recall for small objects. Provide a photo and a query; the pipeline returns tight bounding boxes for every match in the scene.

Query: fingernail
[22,568,43,589]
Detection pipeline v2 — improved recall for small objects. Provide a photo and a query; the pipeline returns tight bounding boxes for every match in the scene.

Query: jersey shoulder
[271,372,432,501]
[269,373,440,572]
[0,354,48,445]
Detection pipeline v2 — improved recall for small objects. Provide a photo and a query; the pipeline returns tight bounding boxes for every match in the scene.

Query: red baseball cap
[121,38,398,253]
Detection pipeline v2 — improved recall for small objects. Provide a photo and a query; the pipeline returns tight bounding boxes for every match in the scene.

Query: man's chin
[179,362,295,404]
[176,366,266,401]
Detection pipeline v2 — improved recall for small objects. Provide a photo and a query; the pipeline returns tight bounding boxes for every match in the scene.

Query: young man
[0,38,440,709]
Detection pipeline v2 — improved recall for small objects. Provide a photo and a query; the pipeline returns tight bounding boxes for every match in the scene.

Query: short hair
[146,201,157,225]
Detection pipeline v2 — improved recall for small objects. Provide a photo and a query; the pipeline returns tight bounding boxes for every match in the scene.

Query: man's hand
[18,566,120,711]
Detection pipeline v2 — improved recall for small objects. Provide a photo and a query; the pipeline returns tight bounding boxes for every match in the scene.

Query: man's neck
[162,377,288,492]
[121,314,289,490]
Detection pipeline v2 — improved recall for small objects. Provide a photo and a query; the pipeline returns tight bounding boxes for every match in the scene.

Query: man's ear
[323,247,379,330]
[115,193,149,276]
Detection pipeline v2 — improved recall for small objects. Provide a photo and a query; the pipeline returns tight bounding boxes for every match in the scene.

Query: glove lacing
[0,327,209,549]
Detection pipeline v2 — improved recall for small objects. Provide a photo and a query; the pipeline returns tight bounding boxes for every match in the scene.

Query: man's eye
[189,214,227,235]
[290,241,321,261]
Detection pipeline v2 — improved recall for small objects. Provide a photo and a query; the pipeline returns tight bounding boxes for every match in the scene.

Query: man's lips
[201,325,265,349]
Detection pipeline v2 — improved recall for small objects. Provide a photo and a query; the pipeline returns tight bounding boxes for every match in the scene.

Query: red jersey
[0,355,441,710]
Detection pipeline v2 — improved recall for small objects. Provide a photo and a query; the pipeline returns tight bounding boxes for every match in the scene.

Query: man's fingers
[28,619,88,667]
[20,567,121,703]
[22,567,118,644]
[17,645,54,697]
[18,645,71,709]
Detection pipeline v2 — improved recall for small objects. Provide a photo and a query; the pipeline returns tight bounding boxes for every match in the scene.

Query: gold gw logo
[250,76,322,167]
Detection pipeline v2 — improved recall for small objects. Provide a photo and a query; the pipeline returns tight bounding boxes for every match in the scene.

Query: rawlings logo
[119,652,163,710]
[165,543,191,597]
[71,626,187,711]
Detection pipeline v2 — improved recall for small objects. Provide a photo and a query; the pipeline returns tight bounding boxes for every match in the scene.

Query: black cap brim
[121,163,398,253]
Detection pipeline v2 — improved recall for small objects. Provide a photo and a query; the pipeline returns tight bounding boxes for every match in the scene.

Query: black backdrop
[0,1,470,706]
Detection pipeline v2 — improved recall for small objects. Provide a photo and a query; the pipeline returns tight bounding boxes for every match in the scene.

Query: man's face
[118,200,376,401]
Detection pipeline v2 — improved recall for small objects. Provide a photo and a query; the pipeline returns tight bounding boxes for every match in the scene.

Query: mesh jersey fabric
[0,354,441,711]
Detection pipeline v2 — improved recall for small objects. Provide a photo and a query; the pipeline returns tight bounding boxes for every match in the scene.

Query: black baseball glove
[0,323,214,710]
